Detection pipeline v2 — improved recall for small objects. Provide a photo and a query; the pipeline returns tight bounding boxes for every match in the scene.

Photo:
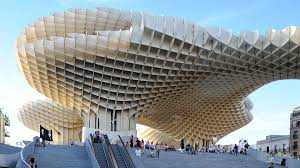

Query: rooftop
[256,135,289,144]
[292,107,300,118]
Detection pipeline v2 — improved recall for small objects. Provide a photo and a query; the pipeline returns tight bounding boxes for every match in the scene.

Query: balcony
[293,134,299,139]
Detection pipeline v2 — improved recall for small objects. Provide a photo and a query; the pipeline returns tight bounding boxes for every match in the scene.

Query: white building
[256,135,289,153]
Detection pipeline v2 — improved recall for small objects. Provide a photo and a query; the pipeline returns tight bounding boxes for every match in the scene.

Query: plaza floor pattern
[132,150,281,168]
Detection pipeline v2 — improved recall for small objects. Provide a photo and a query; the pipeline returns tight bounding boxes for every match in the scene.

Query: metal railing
[113,144,129,168]
[16,140,36,168]
[104,135,118,168]
[89,134,114,168]
[84,137,100,168]
[101,141,113,168]
[118,135,135,168]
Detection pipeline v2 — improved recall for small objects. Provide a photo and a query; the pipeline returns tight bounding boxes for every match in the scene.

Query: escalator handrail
[118,135,135,168]
[101,142,113,168]
[90,134,113,168]
[103,135,118,168]
[114,144,129,168]
[86,136,100,168]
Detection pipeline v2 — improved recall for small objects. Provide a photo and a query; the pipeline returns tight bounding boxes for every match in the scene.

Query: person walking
[234,144,238,156]
[141,139,144,154]
[244,143,249,155]
[195,143,199,155]
[156,144,160,159]
[130,135,134,148]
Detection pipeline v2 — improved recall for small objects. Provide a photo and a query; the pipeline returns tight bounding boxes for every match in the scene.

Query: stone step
[36,144,92,168]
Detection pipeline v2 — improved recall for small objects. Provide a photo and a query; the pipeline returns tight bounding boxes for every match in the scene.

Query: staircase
[0,143,21,154]
[36,145,92,168]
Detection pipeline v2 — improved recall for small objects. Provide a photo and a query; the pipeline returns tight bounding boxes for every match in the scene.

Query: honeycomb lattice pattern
[18,100,83,144]
[138,126,179,146]
[17,7,300,144]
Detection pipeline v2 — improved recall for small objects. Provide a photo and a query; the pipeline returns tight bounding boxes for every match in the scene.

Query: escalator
[93,143,113,168]
[111,144,130,168]
[104,135,135,168]
[91,137,114,168]
[93,134,135,168]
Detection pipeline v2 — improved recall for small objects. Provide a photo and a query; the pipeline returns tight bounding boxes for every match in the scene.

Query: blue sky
[1,0,300,145]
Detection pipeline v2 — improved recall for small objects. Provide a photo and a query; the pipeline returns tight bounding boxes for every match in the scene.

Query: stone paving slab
[135,150,282,168]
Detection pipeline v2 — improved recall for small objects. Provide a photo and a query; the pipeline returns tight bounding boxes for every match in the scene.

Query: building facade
[290,107,300,158]
[0,109,9,144]
[256,135,289,153]
[16,7,300,145]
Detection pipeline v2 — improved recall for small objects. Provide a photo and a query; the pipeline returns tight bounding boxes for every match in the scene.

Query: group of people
[205,145,227,153]
[231,140,250,156]
[185,144,198,155]
[127,135,170,159]
[90,131,104,143]
[182,144,227,155]
[177,139,251,156]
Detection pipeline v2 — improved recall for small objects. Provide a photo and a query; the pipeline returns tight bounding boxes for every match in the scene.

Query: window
[109,109,117,132]
[94,117,97,129]
[108,109,114,131]
[293,141,298,150]
[293,130,299,139]
[114,111,117,131]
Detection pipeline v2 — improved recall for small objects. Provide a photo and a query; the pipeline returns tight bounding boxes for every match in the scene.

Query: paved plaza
[132,150,282,168]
